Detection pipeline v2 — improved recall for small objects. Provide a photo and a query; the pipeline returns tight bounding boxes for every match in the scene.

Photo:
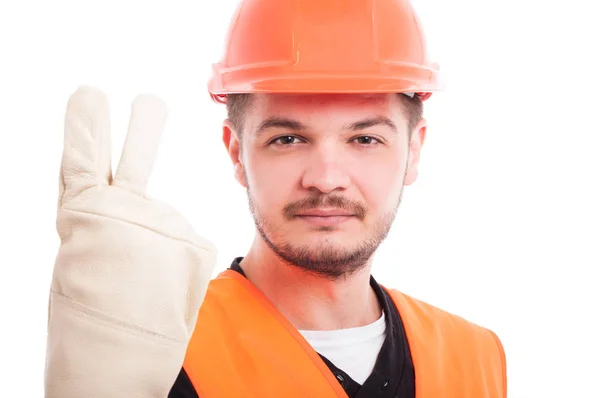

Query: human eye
[269,135,304,146]
[352,135,383,146]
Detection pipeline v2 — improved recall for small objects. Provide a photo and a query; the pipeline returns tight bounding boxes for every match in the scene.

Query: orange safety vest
[183,270,507,397]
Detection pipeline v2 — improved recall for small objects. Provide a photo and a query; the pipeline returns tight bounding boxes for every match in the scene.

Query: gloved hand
[44,86,217,397]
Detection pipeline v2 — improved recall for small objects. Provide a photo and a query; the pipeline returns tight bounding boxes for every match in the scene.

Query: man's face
[224,93,425,279]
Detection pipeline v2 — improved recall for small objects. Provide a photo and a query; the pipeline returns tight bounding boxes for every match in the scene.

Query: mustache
[283,195,367,220]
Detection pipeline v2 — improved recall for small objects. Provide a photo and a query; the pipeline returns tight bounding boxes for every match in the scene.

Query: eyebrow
[255,117,308,137]
[345,116,399,134]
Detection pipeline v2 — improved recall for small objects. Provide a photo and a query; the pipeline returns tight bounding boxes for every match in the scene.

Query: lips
[294,210,355,227]
[295,208,355,217]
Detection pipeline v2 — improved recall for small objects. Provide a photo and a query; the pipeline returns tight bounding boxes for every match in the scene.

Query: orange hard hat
[208,0,442,103]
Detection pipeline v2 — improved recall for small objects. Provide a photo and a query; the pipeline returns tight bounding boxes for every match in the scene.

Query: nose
[301,142,351,194]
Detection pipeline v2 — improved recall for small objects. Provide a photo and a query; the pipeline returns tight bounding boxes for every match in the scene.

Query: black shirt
[169,258,415,398]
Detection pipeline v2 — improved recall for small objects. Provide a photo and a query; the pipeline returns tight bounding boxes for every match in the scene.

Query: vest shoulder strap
[183,270,348,398]
[386,288,507,398]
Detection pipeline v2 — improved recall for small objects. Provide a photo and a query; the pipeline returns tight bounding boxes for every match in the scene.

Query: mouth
[295,208,355,217]
[294,208,356,226]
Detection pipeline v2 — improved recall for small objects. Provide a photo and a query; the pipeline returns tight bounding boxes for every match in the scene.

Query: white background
[1,0,599,396]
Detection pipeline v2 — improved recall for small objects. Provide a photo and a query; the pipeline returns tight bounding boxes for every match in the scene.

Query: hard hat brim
[209,70,442,103]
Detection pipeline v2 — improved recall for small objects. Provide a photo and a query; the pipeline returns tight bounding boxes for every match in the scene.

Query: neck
[239,235,382,331]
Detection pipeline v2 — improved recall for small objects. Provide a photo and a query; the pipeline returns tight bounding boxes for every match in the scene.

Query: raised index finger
[112,94,167,196]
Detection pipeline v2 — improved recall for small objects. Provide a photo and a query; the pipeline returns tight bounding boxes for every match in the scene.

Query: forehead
[250,93,405,122]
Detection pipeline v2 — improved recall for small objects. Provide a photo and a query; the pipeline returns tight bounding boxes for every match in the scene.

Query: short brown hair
[226,93,423,136]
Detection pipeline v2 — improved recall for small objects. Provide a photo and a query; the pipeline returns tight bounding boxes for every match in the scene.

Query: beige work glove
[45,86,217,398]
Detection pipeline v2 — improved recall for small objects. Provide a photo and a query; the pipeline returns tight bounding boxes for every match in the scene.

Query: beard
[247,188,402,280]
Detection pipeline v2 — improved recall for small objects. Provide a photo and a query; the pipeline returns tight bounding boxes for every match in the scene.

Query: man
[45,0,506,397]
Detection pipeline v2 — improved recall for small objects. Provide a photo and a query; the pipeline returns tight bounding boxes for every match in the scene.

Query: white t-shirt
[298,312,386,385]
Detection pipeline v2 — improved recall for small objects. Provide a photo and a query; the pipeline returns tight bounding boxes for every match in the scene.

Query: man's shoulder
[383,287,507,395]
[383,286,503,345]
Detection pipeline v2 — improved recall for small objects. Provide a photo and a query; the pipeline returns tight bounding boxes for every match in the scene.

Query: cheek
[244,151,301,209]
[356,153,407,207]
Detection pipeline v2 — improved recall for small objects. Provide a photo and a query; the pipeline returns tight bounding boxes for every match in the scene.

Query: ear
[404,119,427,186]
[222,120,247,188]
